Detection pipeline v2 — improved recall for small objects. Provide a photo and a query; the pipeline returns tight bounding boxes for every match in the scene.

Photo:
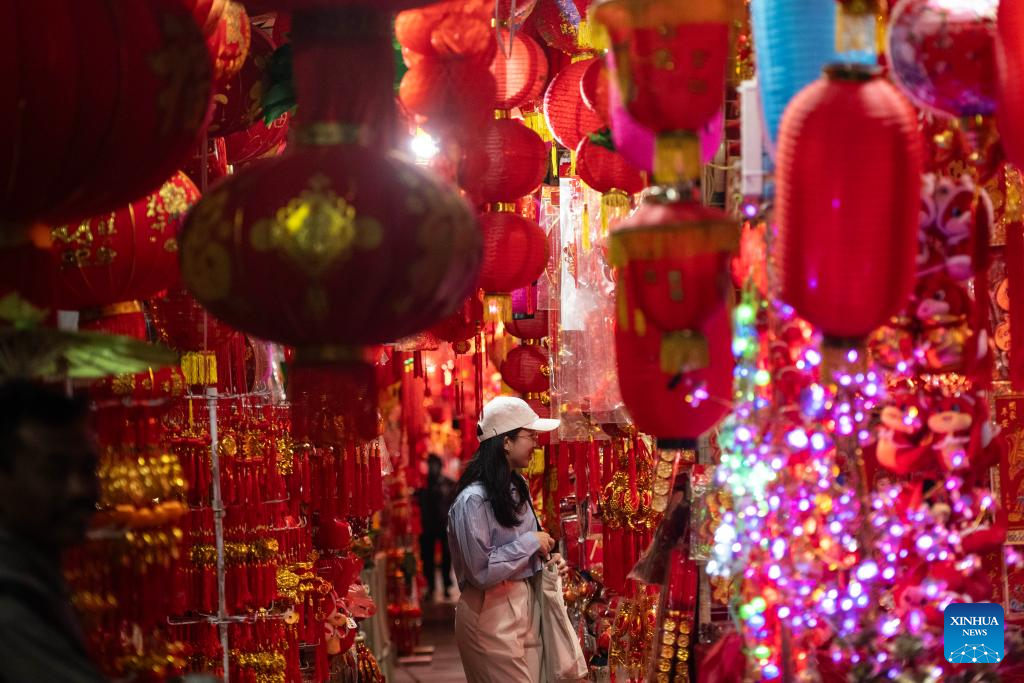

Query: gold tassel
[601,190,631,234]
[653,132,701,186]
[484,293,513,323]
[576,19,609,52]
[522,111,553,143]
[659,331,709,374]
[181,350,218,386]
[581,202,591,252]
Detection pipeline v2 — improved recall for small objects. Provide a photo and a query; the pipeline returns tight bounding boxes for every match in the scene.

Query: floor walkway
[392,593,467,683]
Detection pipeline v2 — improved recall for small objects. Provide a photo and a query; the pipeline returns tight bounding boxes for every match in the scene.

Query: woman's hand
[549,552,570,579]
[533,531,556,557]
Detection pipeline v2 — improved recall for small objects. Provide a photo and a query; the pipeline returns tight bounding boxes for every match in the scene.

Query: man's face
[0,418,99,548]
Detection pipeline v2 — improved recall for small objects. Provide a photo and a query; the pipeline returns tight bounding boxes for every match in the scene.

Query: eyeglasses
[515,432,539,444]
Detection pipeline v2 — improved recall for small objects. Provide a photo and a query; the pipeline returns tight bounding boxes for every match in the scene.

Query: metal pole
[207,386,230,681]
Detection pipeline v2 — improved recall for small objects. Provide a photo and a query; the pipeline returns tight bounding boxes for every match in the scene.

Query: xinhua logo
[944,603,1005,664]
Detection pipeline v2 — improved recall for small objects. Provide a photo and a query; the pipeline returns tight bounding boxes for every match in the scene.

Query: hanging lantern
[224,113,291,165]
[593,0,740,184]
[460,117,548,203]
[149,287,239,352]
[999,0,1024,171]
[477,209,549,320]
[208,25,275,137]
[491,28,550,110]
[615,297,733,447]
[505,309,550,340]
[888,0,997,119]
[580,59,611,124]
[608,190,737,374]
[543,58,604,150]
[749,0,837,159]
[180,7,480,349]
[211,1,252,84]
[431,295,483,345]
[0,0,213,227]
[777,65,923,346]
[399,60,498,140]
[501,343,551,393]
[531,0,592,55]
[183,137,230,189]
[576,135,645,230]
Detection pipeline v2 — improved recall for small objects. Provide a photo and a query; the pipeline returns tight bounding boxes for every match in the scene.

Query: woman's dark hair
[456,428,530,528]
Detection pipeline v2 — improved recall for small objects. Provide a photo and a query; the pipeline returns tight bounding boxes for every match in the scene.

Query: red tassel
[1007,222,1024,389]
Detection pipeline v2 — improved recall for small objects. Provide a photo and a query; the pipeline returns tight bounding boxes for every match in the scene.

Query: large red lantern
[208,25,275,137]
[615,297,733,446]
[431,295,483,344]
[224,113,291,165]
[399,60,497,139]
[777,65,923,344]
[477,210,549,294]
[608,190,737,373]
[531,0,592,55]
[149,286,239,352]
[460,118,548,203]
[543,59,604,150]
[501,343,551,393]
[0,0,213,227]
[491,29,549,110]
[0,171,200,312]
[997,0,1024,170]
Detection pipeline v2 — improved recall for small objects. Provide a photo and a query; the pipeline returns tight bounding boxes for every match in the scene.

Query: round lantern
[225,113,291,165]
[580,59,611,124]
[460,118,548,203]
[1,0,213,226]
[615,297,733,446]
[505,309,550,340]
[543,59,604,150]
[211,1,252,84]
[208,25,275,136]
[888,0,998,119]
[399,60,498,139]
[180,7,481,349]
[999,0,1024,170]
[149,287,239,352]
[608,190,737,374]
[183,137,230,189]
[750,0,837,158]
[492,29,549,110]
[777,65,923,343]
[477,210,549,294]
[0,172,200,312]
[395,1,495,64]
[432,295,483,344]
[576,137,645,195]
[501,343,550,393]
[530,0,591,55]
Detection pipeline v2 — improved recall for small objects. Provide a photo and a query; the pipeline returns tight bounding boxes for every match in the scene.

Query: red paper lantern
[180,7,481,349]
[0,0,213,226]
[149,286,239,352]
[208,25,274,137]
[580,58,611,124]
[0,171,201,311]
[608,191,737,372]
[460,118,548,203]
[501,343,551,393]
[241,0,442,12]
[432,296,483,344]
[615,297,733,445]
[225,113,290,165]
[185,0,228,36]
[530,0,591,55]
[477,210,549,294]
[543,59,604,150]
[777,65,923,342]
[576,137,645,195]
[399,60,497,138]
[505,310,550,340]
[997,0,1024,171]
[491,28,549,110]
[396,0,496,63]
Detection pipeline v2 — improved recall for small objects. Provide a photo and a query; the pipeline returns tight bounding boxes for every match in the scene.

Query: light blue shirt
[447,480,544,590]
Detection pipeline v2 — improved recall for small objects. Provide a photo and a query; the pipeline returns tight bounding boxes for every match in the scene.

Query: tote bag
[540,561,589,682]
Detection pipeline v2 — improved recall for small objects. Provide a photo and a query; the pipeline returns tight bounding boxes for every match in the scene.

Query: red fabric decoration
[208,25,275,136]
[399,60,497,138]
[149,286,239,351]
[491,28,549,110]
[501,343,550,393]
[460,118,548,203]
[615,298,733,444]
[0,171,200,310]
[477,210,549,293]
[505,310,549,340]
[225,113,291,165]
[576,137,645,194]
[777,66,923,341]
[0,0,213,225]
[998,0,1024,171]
[180,7,481,347]
[543,59,604,150]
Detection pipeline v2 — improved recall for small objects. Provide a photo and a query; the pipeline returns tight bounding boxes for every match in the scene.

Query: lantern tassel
[181,350,219,386]
[601,189,631,234]
[660,331,709,375]
[484,293,513,323]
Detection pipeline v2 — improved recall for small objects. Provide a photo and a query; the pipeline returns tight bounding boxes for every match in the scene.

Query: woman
[448,396,565,682]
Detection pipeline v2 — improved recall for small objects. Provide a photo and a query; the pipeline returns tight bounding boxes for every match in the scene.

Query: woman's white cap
[478,396,560,440]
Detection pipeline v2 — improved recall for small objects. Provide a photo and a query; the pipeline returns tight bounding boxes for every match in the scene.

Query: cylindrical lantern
[543,59,605,150]
[750,0,837,158]
[608,191,737,373]
[460,117,548,203]
[777,65,923,343]
[501,343,551,393]
[1,0,213,226]
[180,6,481,349]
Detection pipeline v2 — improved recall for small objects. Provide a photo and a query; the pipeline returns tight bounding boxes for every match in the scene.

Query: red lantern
[615,298,733,445]
[432,296,483,344]
[501,343,551,393]
[208,25,274,136]
[399,60,497,139]
[580,58,612,124]
[477,210,549,294]
[211,1,252,84]
[0,0,213,226]
[0,171,200,311]
[460,118,548,203]
[543,59,604,150]
[777,65,923,342]
[505,310,550,340]
[997,0,1024,171]
[183,137,230,189]
[180,7,481,349]
[149,287,239,352]
[530,0,592,55]
[576,137,645,195]
[395,0,496,64]
[491,28,549,110]
[608,191,737,373]
[225,113,291,165]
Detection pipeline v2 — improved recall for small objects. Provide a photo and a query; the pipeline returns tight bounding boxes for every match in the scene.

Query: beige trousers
[455,576,543,682]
